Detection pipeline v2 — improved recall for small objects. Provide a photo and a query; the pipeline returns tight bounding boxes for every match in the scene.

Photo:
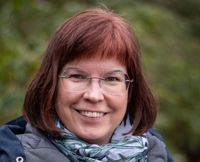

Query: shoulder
[146,127,174,162]
[0,116,70,162]
[146,131,167,162]
[17,122,70,162]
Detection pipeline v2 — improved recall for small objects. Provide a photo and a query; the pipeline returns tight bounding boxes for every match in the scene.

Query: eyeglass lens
[60,69,131,95]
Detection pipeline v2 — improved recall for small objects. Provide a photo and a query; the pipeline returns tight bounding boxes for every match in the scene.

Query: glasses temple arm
[125,79,133,82]
[58,75,66,78]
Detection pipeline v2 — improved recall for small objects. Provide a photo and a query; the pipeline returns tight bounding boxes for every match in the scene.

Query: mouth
[78,110,106,118]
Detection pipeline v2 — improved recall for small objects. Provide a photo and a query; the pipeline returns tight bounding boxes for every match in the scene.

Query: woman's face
[55,57,128,145]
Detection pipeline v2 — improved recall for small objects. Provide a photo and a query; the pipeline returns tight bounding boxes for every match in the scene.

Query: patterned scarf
[48,118,148,162]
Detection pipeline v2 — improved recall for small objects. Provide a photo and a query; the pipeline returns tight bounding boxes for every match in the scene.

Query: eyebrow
[64,67,87,72]
[63,67,126,75]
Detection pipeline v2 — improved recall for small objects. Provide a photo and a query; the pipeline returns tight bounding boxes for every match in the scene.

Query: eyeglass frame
[58,69,133,95]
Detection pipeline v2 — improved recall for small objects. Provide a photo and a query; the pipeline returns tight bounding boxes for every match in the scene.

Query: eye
[67,74,88,82]
[69,74,83,79]
[105,76,119,82]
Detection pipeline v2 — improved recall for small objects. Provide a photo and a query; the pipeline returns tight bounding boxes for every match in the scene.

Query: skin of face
[55,57,128,145]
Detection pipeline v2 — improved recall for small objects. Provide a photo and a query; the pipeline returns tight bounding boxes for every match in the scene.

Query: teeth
[80,111,104,118]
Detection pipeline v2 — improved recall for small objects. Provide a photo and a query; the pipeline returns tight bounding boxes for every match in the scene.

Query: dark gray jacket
[0,116,173,162]
[16,123,167,162]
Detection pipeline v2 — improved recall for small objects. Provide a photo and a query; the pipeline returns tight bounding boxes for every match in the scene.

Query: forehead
[61,57,127,74]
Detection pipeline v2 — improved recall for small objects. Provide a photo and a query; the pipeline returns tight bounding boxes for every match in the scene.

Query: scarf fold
[48,118,148,162]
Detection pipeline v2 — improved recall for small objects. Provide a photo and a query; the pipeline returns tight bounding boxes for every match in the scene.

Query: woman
[0,7,174,162]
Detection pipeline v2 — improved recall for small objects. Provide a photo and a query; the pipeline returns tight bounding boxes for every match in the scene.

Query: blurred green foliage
[0,0,199,162]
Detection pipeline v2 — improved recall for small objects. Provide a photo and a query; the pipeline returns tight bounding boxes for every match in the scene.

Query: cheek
[55,90,75,123]
[119,96,128,113]
[55,85,82,110]
[56,90,72,108]
[55,82,72,113]
[56,80,74,104]
[108,93,128,113]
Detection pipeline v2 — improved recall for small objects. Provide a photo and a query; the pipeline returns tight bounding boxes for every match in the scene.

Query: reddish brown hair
[23,7,157,136]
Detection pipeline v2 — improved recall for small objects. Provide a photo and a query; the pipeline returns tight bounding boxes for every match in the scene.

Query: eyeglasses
[58,68,133,95]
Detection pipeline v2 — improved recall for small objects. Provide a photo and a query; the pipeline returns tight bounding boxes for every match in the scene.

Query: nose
[83,79,104,103]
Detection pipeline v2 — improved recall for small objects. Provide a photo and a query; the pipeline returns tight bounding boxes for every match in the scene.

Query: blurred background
[0,0,199,161]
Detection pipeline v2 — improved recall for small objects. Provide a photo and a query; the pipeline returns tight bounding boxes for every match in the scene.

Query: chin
[76,129,111,145]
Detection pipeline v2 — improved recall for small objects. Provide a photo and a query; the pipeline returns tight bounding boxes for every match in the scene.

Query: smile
[79,111,105,118]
